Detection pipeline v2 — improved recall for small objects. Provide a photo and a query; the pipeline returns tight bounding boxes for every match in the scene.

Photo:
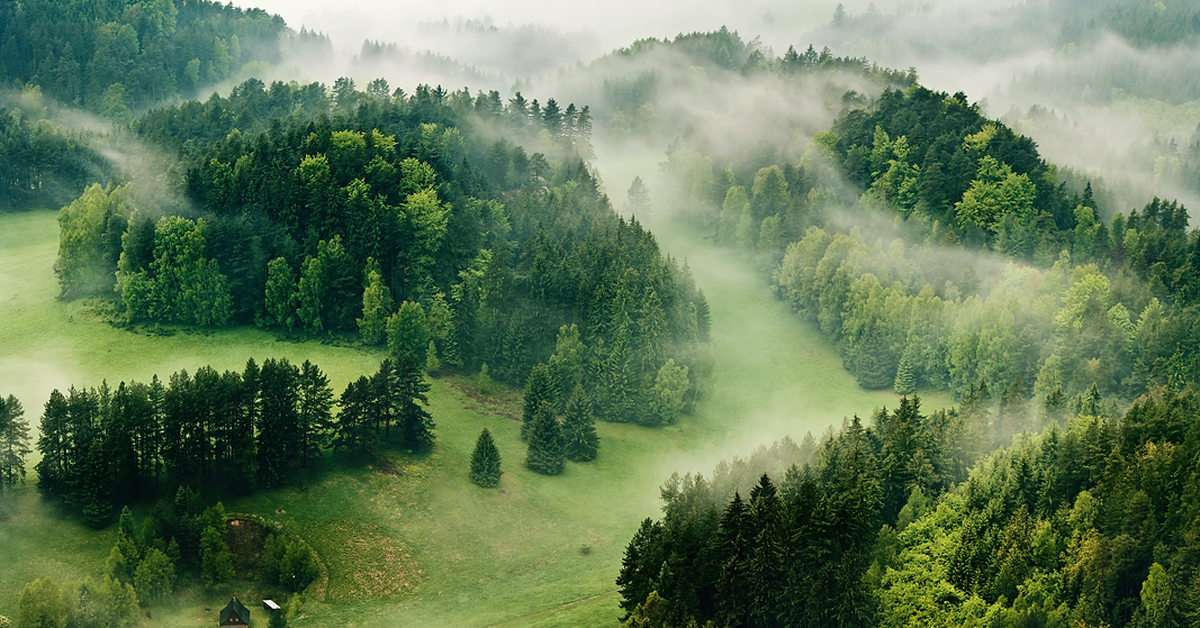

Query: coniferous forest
[4,0,1200,626]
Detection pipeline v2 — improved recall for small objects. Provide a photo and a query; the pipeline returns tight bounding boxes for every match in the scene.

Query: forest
[3,0,1200,626]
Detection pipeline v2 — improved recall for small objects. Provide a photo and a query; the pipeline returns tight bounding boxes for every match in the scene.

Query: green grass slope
[0,209,942,625]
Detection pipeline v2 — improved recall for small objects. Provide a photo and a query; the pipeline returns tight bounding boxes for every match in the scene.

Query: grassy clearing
[0,208,947,625]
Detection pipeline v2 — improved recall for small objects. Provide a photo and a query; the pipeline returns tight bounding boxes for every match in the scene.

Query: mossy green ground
[0,209,949,625]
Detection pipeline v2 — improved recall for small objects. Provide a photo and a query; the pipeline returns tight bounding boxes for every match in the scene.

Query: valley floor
[0,208,947,625]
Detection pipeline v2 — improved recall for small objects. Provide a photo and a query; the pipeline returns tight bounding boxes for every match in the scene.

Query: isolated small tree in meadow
[562,384,599,462]
[469,428,502,488]
[525,401,565,475]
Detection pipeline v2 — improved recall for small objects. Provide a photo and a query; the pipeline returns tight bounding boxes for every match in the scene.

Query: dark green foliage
[561,384,599,462]
[262,533,318,593]
[525,401,565,475]
[0,107,108,212]
[0,0,292,111]
[0,394,31,494]
[521,363,556,441]
[469,428,502,488]
[395,357,435,452]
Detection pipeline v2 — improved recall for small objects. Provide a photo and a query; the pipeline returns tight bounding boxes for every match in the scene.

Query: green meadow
[0,209,947,625]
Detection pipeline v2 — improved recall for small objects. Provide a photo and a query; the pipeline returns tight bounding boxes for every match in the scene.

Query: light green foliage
[547,325,585,410]
[402,188,448,286]
[56,183,127,298]
[398,158,437,199]
[132,548,175,603]
[296,255,324,332]
[263,534,318,593]
[17,578,67,628]
[119,216,232,326]
[386,301,429,362]
[647,359,690,426]
[264,257,298,330]
[751,165,789,219]
[99,84,132,125]
[1138,562,1174,628]
[357,259,393,345]
[953,156,1036,234]
[718,185,750,246]
[200,526,234,587]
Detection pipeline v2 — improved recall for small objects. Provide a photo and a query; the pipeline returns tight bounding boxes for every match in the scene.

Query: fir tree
[396,357,435,452]
[469,428,502,488]
[525,401,565,475]
[894,352,916,395]
[521,363,556,441]
[0,395,31,493]
[562,384,599,462]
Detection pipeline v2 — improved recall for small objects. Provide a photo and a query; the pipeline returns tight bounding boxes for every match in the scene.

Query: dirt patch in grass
[317,520,421,602]
[446,376,521,421]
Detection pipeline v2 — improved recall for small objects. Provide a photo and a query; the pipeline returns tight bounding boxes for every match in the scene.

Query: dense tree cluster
[0,106,106,212]
[666,83,1200,408]
[34,356,433,527]
[56,78,709,412]
[618,397,971,628]
[0,0,293,113]
[598,28,915,139]
[620,388,1200,628]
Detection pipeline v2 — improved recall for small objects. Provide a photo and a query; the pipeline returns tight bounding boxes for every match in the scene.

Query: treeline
[56,77,708,417]
[618,397,977,628]
[35,356,433,527]
[0,0,293,113]
[599,28,915,139]
[666,83,1200,406]
[14,496,316,625]
[0,105,107,211]
[620,388,1200,628]
[1056,0,1200,48]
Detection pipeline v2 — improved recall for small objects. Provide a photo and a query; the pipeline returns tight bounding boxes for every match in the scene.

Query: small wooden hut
[219,598,250,627]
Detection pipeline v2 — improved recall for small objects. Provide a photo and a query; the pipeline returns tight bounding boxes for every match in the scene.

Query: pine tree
[0,395,31,493]
[626,176,652,218]
[562,385,599,462]
[525,401,565,475]
[334,376,373,453]
[894,352,916,395]
[469,428,502,488]
[520,363,556,441]
[396,357,435,452]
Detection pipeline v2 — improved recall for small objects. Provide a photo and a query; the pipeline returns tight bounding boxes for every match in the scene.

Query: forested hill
[619,388,1200,628]
[0,0,299,113]
[56,77,710,425]
[0,0,325,212]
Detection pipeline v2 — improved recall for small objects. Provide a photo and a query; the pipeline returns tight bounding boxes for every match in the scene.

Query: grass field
[0,208,948,624]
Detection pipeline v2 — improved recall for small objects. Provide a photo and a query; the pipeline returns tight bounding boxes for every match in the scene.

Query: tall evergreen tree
[469,428,502,488]
[521,363,556,441]
[0,394,31,493]
[562,384,599,462]
[395,357,435,452]
[525,401,565,475]
[334,376,373,453]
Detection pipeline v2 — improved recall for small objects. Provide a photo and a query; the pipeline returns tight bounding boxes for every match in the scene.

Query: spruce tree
[396,357,435,452]
[525,401,565,475]
[894,352,916,395]
[520,363,556,441]
[469,428,502,488]
[562,384,599,462]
